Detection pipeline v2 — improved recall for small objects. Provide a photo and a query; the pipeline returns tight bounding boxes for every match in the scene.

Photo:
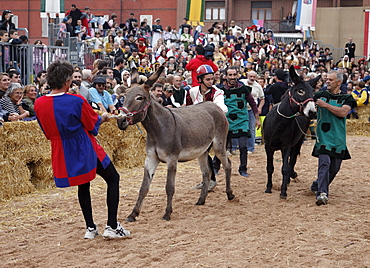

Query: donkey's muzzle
[303,101,316,118]
[117,116,130,130]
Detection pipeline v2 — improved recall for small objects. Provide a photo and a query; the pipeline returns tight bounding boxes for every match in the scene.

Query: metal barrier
[48,23,113,68]
[279,20,296,32]
[17,28,29,38]
[0,42,69,84]
[79,42,108,70]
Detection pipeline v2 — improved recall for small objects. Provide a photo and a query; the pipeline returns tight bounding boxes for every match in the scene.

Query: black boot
[238,147,249,177]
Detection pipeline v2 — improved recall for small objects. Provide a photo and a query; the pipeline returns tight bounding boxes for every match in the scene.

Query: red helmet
[196,65,214,79]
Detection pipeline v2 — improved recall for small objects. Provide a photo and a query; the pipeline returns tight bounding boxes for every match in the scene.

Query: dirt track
[1,136,370,267]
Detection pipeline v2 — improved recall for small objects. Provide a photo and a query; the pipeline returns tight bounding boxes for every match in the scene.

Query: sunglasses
[96,84,106,87]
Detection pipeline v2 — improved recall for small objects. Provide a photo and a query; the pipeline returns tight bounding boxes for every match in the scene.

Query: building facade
[5,0,370,56]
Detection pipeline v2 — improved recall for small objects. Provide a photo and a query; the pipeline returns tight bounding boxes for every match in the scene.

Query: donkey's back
[150,101,228,162]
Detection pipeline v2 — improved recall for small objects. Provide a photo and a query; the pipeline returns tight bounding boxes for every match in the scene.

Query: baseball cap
[93,76,106,84]
[273,69,286,81]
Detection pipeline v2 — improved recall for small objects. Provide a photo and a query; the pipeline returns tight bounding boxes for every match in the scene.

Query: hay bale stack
[98,122,147,169]
[0,158,35,200]
[347,120,370,136]
[347,105,370,136]
[0,120,146,201]
[356,105,370,122]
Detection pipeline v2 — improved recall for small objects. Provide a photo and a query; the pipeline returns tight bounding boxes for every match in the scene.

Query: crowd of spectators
[1,4,370,126]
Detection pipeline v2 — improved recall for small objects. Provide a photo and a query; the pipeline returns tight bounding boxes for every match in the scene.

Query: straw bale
[0,158,35,200]
[356,105,370,122]
[0,119,146,201]
[346,105,370,136]
[347,120,370,136]
[98,122,147,169]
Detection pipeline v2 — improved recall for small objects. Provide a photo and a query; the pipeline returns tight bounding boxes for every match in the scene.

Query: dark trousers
[213,136,248,173]
[314,154,342,196]
[78,160,120,229]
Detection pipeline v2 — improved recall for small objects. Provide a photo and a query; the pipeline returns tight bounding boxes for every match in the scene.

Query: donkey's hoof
[280,194,287,200]
[162,215,171,221]
[227,193,235,200]
[195,200,205,206]
[126,216,136,222]
[265,189,272,193]
[290,171,298,179]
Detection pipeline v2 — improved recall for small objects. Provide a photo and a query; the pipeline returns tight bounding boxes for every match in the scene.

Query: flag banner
[252,19,264,30]
[186,0,204,26]
[40,0,65,14]
[295,0,316,31]
[364,10,370,57]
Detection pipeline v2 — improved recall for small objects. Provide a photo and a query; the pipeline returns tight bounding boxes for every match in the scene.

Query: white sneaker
[192,181,217,191]
[208,180,217,191]
[84,225,98,239]
[103,222,130,239]
[316,192,328,206]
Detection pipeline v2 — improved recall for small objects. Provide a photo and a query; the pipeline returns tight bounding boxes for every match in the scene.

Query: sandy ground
[1,136,370,267]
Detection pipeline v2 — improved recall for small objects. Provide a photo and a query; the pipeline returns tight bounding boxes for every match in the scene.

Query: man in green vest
[215,66,260,177]
[311,70,356,205]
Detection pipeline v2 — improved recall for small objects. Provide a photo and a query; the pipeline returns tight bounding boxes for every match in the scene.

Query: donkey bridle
[288,91,314,114]
[118,101,151,125]
[277,90,314,119]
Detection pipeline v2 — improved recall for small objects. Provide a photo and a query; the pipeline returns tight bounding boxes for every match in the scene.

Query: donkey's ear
[289,65,302,84]
[130,68,139,84]
[145,66,165,88]
[307,75,321,88]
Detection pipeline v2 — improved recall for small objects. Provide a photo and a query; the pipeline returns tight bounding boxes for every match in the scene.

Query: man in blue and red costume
[34,60,130,239]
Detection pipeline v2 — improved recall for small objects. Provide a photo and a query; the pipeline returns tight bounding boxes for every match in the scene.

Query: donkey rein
[276,103,301,118]
[294,117,317,139]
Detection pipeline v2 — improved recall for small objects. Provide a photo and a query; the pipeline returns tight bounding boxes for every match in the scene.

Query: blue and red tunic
[34,93,110,188]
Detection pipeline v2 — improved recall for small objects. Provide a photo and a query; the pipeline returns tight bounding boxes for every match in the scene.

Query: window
[251,1,272,20]
[206,1,225,20]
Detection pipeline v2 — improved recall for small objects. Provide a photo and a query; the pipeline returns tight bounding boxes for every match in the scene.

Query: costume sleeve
[80,98,101,136]
[344,94,357,109]
[246,92,258,114]
[213,89,228,114]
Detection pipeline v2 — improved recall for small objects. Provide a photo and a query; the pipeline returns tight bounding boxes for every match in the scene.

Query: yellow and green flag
[186,0,205,26]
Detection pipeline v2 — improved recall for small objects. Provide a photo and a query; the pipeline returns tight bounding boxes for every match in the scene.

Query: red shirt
[186,55,219,87]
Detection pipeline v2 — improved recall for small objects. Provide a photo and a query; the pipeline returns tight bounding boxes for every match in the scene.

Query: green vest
[222,83,252,138]
[312,90,355,159]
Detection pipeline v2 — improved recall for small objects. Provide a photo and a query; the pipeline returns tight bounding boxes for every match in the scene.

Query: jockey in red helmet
[196,64,215,90]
